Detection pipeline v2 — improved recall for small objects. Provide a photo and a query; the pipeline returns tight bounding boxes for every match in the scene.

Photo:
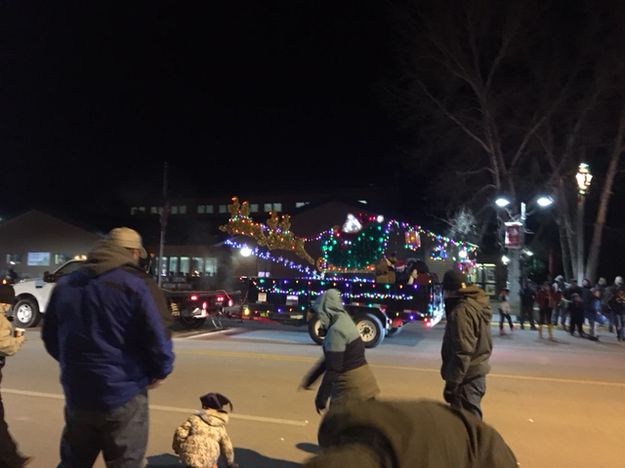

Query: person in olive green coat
[302,399,518,468]
[440,270,492,419]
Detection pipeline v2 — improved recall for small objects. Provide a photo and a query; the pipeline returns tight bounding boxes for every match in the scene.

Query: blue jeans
[59,391,148,468]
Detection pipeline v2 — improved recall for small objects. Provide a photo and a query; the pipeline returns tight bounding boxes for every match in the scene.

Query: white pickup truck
[10,260,85,328]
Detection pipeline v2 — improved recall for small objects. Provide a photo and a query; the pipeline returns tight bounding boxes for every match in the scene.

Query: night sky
[2,2,624,278]
[1,2,401,218]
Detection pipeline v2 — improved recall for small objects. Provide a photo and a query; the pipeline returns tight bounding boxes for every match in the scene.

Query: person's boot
[548,324,555,341]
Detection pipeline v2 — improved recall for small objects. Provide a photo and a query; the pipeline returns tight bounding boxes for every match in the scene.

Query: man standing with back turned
[42,227,175,467]
[440,269,492,419]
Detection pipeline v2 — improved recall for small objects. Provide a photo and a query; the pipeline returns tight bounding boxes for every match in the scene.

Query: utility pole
[157,161,169,287]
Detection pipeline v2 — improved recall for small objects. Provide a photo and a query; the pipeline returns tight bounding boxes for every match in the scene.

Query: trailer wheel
[387,325,403,337]
[354,313,385,348]
[307,316,324,345]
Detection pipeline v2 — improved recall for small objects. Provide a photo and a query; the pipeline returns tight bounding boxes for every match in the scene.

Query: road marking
[2,388,309,427]
[174,328,232,340]
[175,349,625,388]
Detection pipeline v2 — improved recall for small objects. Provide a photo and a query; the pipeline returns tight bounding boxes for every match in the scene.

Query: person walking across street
[440,270,492,419]
[42,227,175,467]
[0,284,30,468]
[300,289,379,413]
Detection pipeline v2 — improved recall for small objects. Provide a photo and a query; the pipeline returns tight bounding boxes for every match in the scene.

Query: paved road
[4,320,625,467]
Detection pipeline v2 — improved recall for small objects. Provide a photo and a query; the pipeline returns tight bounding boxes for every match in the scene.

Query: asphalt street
[4,319,625,467]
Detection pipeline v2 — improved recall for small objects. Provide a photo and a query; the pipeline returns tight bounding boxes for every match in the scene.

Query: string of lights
[250,277,421,302]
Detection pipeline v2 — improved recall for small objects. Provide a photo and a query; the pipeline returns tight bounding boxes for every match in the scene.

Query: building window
[219,204,228,214]
[27,252,50,266]
[178,205,187,215]
[150,206,159,214]
[296,202,310,208]
[179,257,190,274]
[197,205,214,214]
[264,203,273,213]
[54,254,71,265]
[192,257,204,274]
[273,203,282,212]
[250,203,259,213]
[160,256,168,275]
[169,257,178,273]
[204,257,218,276]
[130,206,144,215]
[6,254,21,265]
[171,206,178,215]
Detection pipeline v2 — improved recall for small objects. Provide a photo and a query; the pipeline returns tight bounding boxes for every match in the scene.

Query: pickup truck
[9,260,239,330]
[237,275,444,348]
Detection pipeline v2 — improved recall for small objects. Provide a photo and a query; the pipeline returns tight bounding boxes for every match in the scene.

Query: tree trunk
[556,217,574,280]
[585,110,625,282]
[554,179,577,278]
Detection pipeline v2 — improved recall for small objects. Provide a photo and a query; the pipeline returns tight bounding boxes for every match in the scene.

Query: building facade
[0,210,103,279]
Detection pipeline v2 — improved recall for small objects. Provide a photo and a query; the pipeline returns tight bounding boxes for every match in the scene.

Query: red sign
[505,222,523,249]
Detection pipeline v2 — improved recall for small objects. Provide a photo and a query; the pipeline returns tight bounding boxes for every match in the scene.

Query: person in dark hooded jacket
[302,398,518,468]
[42,227,175,467]
[440,270,492,419]
[300,289,379,413]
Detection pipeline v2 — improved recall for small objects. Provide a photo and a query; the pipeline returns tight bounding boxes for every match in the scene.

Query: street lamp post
[496,196,552,314]
[575,163,593,284]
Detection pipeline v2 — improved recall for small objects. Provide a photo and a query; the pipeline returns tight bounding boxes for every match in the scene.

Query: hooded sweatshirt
[173,408,235,467]
[302,289,378,408]
[441,285,492,385]
[303,399,518,468]
[42,240,175,409]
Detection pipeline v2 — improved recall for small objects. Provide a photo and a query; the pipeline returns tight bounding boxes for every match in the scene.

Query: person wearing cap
[440,269,492,419]
[302,399,518,468]
[172,392,237,468]
[0,284,30,467]
[42,227,175,467]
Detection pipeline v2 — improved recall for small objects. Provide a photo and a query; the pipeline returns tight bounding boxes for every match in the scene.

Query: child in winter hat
[172,393,238,468]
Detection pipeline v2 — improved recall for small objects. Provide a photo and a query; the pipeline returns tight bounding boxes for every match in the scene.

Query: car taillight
[190,294,198,301]
[202,302,207,310]
[216,296,224,302]
[228,299,233,307]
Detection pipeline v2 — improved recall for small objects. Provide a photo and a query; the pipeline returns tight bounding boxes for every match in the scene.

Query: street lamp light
[575,162,592,283]
[576,163,593,195]
[495,197,511,208]
[536,196,554,208]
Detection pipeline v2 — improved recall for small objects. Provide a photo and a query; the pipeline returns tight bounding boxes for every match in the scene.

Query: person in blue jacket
[42,227,175,467]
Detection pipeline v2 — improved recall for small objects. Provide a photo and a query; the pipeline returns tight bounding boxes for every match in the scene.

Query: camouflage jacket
[173,409,235,467]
